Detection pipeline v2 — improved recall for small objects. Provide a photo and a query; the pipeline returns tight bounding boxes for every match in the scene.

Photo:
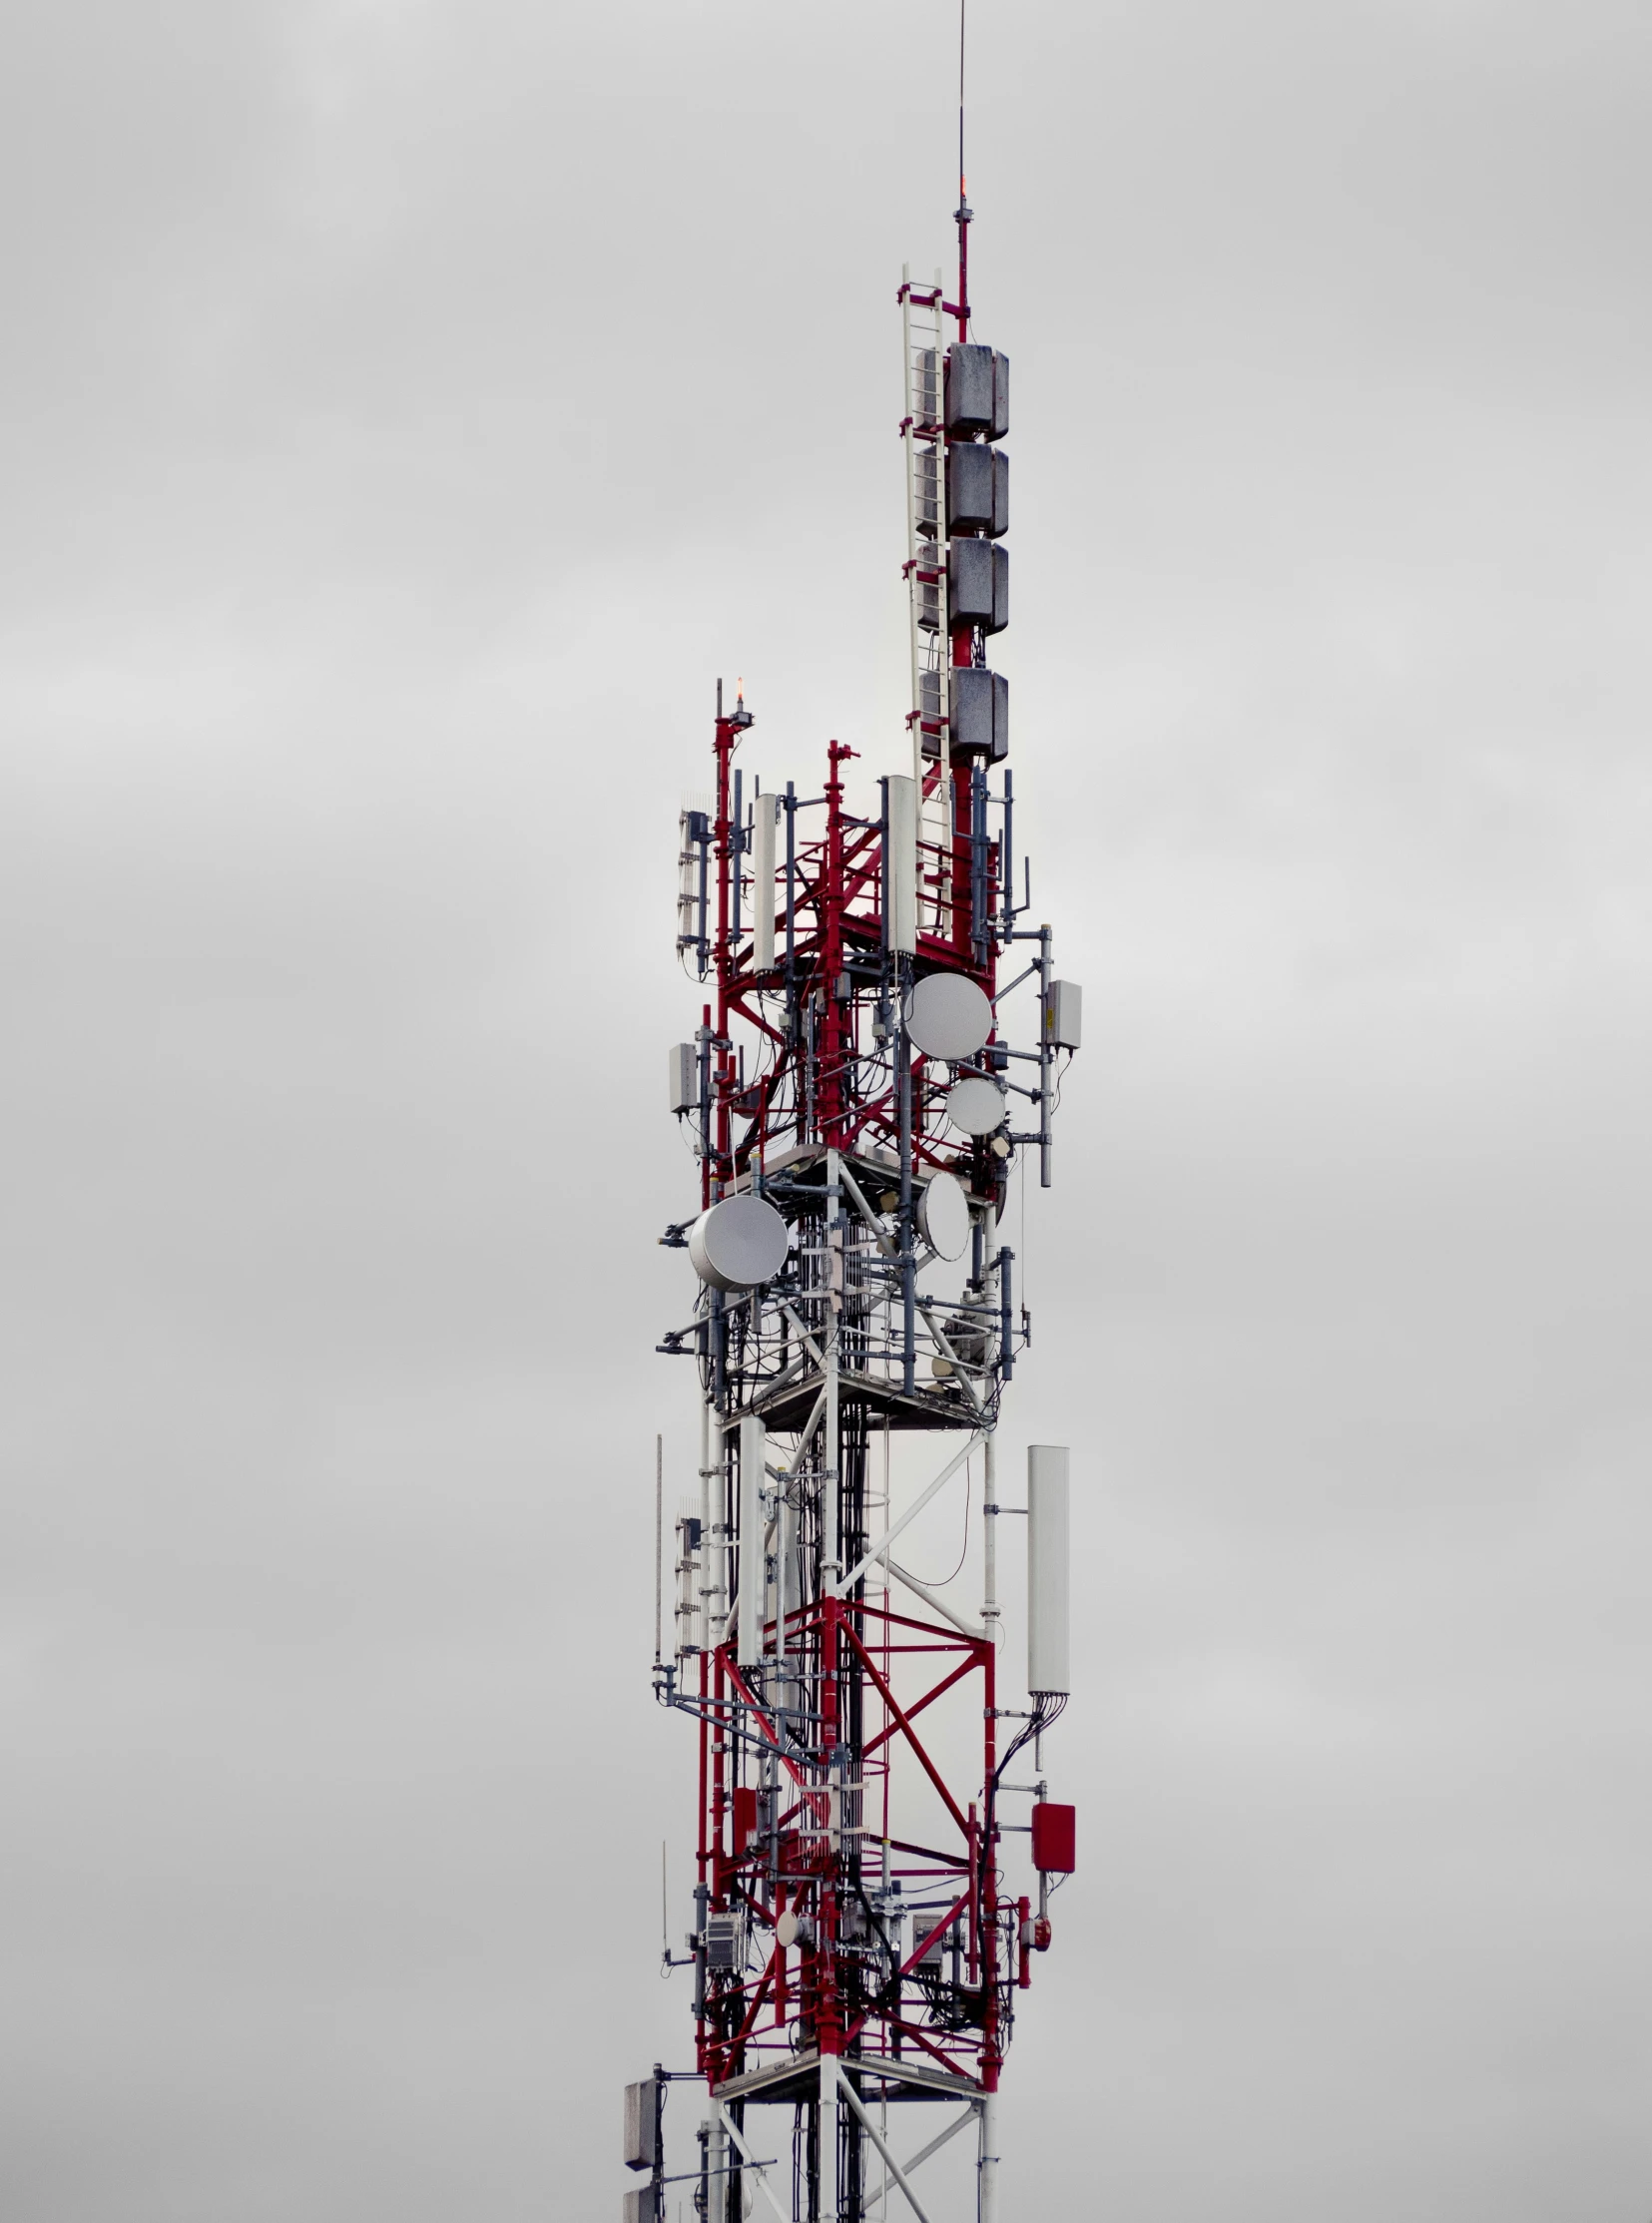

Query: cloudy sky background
[3,1,1651,2215]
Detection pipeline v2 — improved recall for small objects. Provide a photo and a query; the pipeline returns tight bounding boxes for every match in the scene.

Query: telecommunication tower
[627,179,1081,2223]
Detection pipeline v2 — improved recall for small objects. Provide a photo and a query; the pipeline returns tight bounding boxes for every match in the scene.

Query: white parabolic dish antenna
[689,1195,790,1291]
[944,1076,1005,1135]
[917,1170,971,1261]
[905,971,993,1062]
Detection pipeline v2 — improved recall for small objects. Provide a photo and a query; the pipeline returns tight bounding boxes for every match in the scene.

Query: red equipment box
[1030,1801,1076,1874]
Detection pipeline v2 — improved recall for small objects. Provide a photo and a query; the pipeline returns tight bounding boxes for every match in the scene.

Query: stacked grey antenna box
[916,340,1011,762]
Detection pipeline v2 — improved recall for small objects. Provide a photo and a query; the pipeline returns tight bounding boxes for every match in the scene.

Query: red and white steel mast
[627,179,1082,2223]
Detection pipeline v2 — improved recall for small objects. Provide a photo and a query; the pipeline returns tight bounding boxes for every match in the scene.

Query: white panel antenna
[753,796,780,972]
[886,775,917,955]
[737,1415,767,1666]
[1027,1443,1070,1695]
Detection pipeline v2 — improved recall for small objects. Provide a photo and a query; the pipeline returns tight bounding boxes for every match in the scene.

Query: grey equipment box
[945,343,1009,439]
[1045,979,1083,1052]
[623,2189,659,2223]
[623,2077,659,2172]
[947,538,1008,634]
[947,442,1008,536]
[949,667,1009,761]
[706,1911,743,1970]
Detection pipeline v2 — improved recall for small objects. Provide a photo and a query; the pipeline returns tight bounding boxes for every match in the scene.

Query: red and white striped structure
[631,189,1080,2223]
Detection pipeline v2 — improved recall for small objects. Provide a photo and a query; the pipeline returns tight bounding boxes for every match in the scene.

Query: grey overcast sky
[3,2,1651,2217]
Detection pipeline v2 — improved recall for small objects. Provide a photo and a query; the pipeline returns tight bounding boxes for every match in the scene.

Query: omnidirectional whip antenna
[955,0,971,335]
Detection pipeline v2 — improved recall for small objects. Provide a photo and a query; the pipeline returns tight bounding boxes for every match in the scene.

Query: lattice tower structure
[630,197,1082,2223]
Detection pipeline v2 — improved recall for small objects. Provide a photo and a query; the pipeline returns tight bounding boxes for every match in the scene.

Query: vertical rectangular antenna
[1027,1444,1070,1696]
[737,1414,766,1666]
[752,796,779,972]
[731,770,743,949]
[886,775,917,956]
[1001,770,1014,918]
[669,1043,696,1116]
[623,2076,659,2171]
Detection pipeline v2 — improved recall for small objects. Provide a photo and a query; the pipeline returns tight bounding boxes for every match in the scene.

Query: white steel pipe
[821,2053,839,2222]
[708,2110,727,2223]
[982,1428,997,1640]
[699,1395,715,1653]
[833,1430,986,1599]
[883,1557,984,1641]
[978,2088,999,2223]
[899,2099,977,2178]
[823,1149,841,1583]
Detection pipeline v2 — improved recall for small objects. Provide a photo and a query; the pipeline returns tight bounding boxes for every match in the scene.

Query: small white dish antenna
[904,972,993,1062]
[688,1195,790,1291]
[944,1075,1005,1135]
[917,1170,971,1261]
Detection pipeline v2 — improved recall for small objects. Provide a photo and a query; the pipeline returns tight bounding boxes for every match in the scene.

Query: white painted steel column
[978,2089,999,2223]
[822,1150,841,2222]
[982,1429,997,1639]
[820,2055,838,2222]
[699,1393,715,1653]
[708,2109,727,2223]
[982,1197,1001,1649]
[879,2088,890,2220]
[823,1148,841,1585]
[776,1486,791,1675]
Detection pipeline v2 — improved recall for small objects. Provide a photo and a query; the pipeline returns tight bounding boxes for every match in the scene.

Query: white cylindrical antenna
[753,796,779,972]
[886,775,917,955]
[1027,1443,1070,1695]
[738,1415,767,1666]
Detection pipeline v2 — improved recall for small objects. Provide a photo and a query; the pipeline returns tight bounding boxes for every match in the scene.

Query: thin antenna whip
[954,0,972,335]
[959,0,966,199]
[654,1433,664,1665]
[959,0,965,196]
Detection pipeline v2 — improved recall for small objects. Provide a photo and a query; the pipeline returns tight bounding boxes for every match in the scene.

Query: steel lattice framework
[628,193,1079,2223]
